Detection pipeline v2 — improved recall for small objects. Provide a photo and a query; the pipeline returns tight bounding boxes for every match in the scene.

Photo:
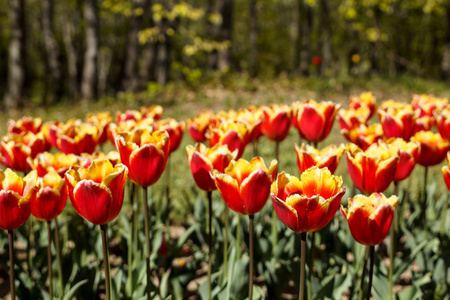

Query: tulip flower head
[349,92,377,119]
[32,171,67,221]
[29,152,80,177]
[155,118,185,153]
[411,131,450,166]
[212,157,277,215]
[80,151,121,168]
[435,105,450,141]
[187,111,213,142]
[186,143,237,191]
[384,138,420,182]
[295,143,345,174]
[49,120,100,155]
[378,101,417,140]
[337,107,371,131]
[340,193,398,246]
[65,159,128,225]
[260,105,292,142]
[85,112,113,145]
[141,105,164,121]
[0,169,38,230]
[346,143,398,194]
[292,99,340,143]
[341,123,385,151]
[235,107,263,142]
[208,120,249,159]
[8,116,43,134]
[442,152,450,191]
[271,167,346,233]
[116,109,142,124]
[115,129,170,187]
[411,94,448,118]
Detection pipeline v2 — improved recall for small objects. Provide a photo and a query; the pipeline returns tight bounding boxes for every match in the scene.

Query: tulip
[292,99,340,143]
[115,129,170,187]
[411,94,448,118]
[155,118,185,153]
[346,143,398,194]
[349,91,377,119]
[187,111,213,142]
[85,112,113,145]
[441,152,450,237]
[0,132,49,172]
[213,156,277,299]
[411,131,450,167]
[384,138,420,182]
[341,123,385,151]
[29,152,80,177]
[32,171,67,221]
[208,120,249,159]
[65,159,127,300]
[80,151,121,168]
[260,105,292,142]
[235,107,263,143]
[378,101,417,140]
[49,120,100,155]
[116,109,142,123]
[412,115,435,135]
[186,143,236,191]
[295,143,345,175]
[337,107,371,131]
[8,116,43,134]
[435,106,450,141]
[0,169,38,300]
[271,167,345,300]
[141,105,164,121]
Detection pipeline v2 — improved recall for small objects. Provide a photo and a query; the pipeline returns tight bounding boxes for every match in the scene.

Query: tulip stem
[133,184,139,255]
[54,218,64,296]
[358,246,370,300]
[367,245,375,300]
[143,186,152,299]
[441,194,449,239]
[299,232,306,300]
[100,224,111,300]
[389,181,399,300]
[223,206,229,283]
[236,215,241,261]
[47,221,53,300]
[8,230,15,300]
[27,218,33,279]
[127,181,135,296]
[253,139,259,157]
[207,191,213,300]
[249,214,254,300]
[272,141,279,255]
[422,166,428,238]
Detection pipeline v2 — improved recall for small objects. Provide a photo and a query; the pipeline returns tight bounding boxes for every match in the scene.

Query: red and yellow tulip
[0,170,38,230]
[442,152,450,191]
[187,111,213,142]
[260,105,292,142]
[212,157,277,215]
[435,105,450,141]
[378,101,417,140]
[271,167,345,233]
[8,116,43,134]
[411,131,450,166]
[32,171,67,221]
[65,159,128,225]
[29,152,80,177]
[337,107,371,131]
[85,112,113,145]
[348,92,377,119]
[341,123,385,151]
[295,143,345,175]
[208,120,249,159]
[141,105,164,121]
[155,118,185,153]
[340,192,398,246]
[384,138,420,182]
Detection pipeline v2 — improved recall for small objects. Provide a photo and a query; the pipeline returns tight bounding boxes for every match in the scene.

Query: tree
[81,0,99,101]
[217,0,233,71]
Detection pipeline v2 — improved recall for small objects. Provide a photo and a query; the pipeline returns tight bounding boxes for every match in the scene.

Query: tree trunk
[81,0,98,101]
[155,18,170,86]
[206,0,218,70]
[217,0,234,71]
[248,0,258,77]
[441,3,450,80]
[370,4,381,74]
[4,0,25,110]
[320,0,332,76]
[41,0,62,104]
[62,13,79,100]
[294,0,312,76]
[122,0,146,92]
[138,0,156,88]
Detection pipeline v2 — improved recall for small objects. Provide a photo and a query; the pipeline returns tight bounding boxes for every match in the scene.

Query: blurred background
[1,0,450,111]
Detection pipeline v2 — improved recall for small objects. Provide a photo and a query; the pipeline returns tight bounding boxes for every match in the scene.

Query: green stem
[236,214,241,261]
[207,191,213,300]
[133,184,139,255]
[422,166,428,238]
[47,221,53,300]
[127,182,135,296]
[100,224,111,300]
[367,245,375,300]
[27,217,33,279]
[54,218,64,296]
[309,231,315,300]
[143,186,151,299]
[358,246,370,300]
[249,215,254,300]
[389,181,399,300]
[441,194,449,239]
[272,141,279,254]
[252,139,259,157]
[9,230,15,300]
[299,232,306,300]
[223,206,229,283]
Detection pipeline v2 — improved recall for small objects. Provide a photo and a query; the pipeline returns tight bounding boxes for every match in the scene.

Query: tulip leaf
[372,274,389,300]
[111,268,123,300]
[62,279,88,300]
[160,268,171,299]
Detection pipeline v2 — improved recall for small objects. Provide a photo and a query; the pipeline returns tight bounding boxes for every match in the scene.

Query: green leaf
[62,279,88,300]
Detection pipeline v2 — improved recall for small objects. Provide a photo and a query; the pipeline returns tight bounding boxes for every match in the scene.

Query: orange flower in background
[65,159,128,225]
[384,138,420,182]
[312,56,322,66]
[442,152,450,191]
[378,101,417,140]
[292,99,340,143]
[141,105,164,121]
[260,105,292,142]
[80,151,121,168]
[349,92,377,119]
[295,143,345,174]
[208,120,249,159]
[116,109,142,124]
[8,116,43,134]
[115,129,170,187]
[212,157,277,215]
[337,107,371,131]
[29,152,80,177]
[49,120,100,155]
[411,94,448,118]
[341,192,398,246]
[0,132,49,172]
[341,123,385,151]
[85,112,113,145]
[271,167,345,233]
[187,111,213,142]
[155,118,185,153]
[186,143,236,191]
[411,131,450,166]
[435,105,450,141]
[346,143,398,194]
[0,170,38,230]
[31,171,67,221]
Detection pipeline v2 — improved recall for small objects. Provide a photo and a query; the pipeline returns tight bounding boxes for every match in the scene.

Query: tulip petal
[214,173,246,214]
[271,194,300,232]
[129,144,167,187]
[240,169,271,215]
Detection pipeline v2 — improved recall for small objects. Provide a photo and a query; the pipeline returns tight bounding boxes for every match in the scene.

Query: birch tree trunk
[81,0,98,101]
